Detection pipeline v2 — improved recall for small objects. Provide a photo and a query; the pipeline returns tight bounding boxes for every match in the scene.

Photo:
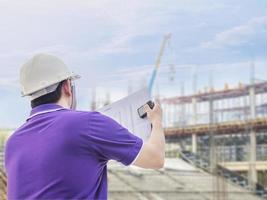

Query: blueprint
[97,88,152,142]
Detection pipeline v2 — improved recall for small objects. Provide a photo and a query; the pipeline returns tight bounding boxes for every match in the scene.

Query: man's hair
[31,81,65,108]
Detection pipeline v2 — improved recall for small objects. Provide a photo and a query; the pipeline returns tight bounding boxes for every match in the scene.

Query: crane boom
[148,33,172,94]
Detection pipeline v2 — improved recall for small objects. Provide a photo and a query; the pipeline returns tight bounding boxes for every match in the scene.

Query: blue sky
[0,0,267,128]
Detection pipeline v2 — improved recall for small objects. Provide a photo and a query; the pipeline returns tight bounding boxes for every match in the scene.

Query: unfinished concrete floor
[108,159,263,200]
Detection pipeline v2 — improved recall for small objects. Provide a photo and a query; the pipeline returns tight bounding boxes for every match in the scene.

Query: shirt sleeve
[85,112,143,166]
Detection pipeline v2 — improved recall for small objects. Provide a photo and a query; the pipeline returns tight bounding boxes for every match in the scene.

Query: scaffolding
[161,78,267,198]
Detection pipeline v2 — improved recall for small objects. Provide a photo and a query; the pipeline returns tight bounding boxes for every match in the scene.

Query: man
[4,54,165,200]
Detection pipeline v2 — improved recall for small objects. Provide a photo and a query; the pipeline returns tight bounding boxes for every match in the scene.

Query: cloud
[0,77,19,89]
[200,16,267,49]
[0,0,267,127]
[95,33,137,54]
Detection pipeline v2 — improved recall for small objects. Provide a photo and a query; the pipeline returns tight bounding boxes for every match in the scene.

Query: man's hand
[144,101,162,125]
[133,101,165,169]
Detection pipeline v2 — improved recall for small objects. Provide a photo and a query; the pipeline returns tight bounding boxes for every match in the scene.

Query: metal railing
[0,168,7,200]
[197,145,267,162]
[179,150,267,199]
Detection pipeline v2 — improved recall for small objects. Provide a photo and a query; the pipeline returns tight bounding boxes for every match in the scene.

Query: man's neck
[57,98,70,109]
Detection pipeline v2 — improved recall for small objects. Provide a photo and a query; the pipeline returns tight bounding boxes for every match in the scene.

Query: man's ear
[62,80,72,96]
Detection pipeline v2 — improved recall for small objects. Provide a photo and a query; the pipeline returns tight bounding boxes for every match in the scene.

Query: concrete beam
[220,161,267,172]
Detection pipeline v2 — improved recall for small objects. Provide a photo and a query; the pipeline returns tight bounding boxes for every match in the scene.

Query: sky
[0,0,267,128]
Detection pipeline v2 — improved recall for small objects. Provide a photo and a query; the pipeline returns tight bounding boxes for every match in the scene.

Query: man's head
[20,54,80,109]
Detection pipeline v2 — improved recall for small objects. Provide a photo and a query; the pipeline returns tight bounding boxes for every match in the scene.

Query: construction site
[0,0,266,199]
[1,64,267,199]
[0,25,266,200]
[0,36,267,200]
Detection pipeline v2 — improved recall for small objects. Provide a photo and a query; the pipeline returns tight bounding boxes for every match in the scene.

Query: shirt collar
[28,103,67,120]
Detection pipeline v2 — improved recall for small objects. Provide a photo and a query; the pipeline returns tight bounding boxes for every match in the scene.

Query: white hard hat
[20,53,80,100]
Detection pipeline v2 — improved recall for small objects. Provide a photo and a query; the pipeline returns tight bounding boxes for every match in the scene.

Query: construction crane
[148,33,172,94]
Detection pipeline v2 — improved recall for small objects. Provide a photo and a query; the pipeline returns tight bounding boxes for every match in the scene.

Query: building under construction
[162,77,267,199]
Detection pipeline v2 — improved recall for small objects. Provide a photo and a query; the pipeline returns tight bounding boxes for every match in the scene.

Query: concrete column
[249,130,257,183]
[249,86,258,188]
[209,100,216,173]
[192,97,197,153]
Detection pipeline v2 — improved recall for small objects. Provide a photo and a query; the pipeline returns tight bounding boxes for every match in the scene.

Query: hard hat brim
[21,72,81,98]
[70,73,81,80]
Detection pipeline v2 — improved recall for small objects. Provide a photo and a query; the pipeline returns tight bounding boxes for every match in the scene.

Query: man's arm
[133,102,165,169]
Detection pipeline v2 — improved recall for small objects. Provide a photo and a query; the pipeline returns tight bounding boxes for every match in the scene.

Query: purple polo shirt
[4,103,143,200]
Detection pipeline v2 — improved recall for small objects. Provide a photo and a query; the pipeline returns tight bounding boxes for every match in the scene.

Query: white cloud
[96,33,137,54]
[0,0,266,127]
[0,77,19,89]
[200,16,267,49]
